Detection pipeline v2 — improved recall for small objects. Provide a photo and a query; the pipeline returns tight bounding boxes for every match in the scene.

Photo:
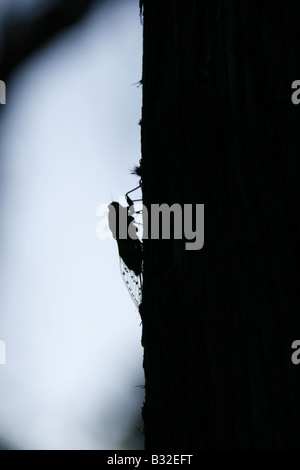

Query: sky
[0,0,144,450]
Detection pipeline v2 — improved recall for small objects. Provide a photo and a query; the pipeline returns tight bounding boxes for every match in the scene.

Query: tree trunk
[140,0,300,450]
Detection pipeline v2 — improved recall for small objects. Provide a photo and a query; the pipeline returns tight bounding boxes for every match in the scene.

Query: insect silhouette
[108,185,143,307]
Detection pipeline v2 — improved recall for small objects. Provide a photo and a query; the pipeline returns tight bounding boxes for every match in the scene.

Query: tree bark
[140,0,300,450]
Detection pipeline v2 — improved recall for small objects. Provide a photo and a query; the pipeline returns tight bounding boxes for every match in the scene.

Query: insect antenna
[125,185,142,209]
[125,184,141,198]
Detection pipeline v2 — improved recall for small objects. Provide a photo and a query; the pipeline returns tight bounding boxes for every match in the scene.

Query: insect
[108,185,143,307]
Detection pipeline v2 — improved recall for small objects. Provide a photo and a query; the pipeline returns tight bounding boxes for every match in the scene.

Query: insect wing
[119,258,142,308]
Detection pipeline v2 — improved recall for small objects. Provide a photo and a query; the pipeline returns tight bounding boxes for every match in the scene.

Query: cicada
[108,192,143,307]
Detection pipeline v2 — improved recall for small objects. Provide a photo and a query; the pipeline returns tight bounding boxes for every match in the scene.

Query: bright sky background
[0,0,144,450]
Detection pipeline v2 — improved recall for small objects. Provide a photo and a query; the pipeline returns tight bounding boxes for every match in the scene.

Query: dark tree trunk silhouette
[140,0,300,449]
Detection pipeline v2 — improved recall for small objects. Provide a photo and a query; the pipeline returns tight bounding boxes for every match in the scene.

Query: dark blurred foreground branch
[0,0,101,80]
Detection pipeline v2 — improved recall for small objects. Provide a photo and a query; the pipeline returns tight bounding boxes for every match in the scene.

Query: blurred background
[0,0,144,450]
